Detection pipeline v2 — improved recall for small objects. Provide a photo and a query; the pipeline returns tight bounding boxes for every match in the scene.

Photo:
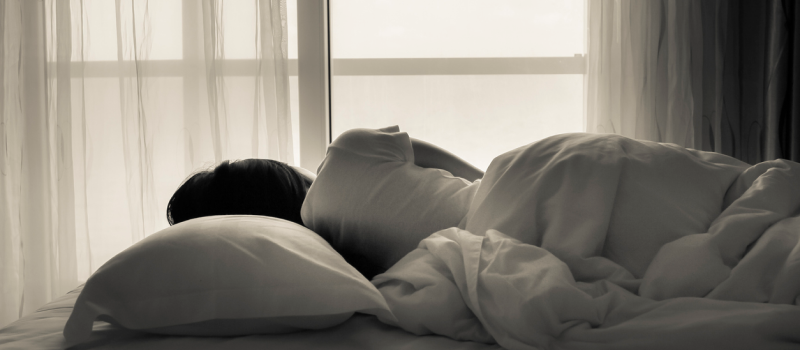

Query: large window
[29,0,586,281]
[69,0,586,180]
[66,0,303,269]
[75,0,303,163]
[328,0,585,170]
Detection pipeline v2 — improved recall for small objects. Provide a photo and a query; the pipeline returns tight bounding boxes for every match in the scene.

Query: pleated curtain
[586,0,800,164]
[0,0,293,328]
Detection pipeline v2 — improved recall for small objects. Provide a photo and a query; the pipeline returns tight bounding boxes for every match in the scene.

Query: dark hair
[166,159,312,226]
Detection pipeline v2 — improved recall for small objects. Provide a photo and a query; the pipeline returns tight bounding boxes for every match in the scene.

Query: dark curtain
[703,0,800,163]
[782,0,800,162]
[588,0,800,164]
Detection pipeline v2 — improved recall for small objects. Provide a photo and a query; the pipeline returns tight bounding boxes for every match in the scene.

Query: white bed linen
[375,228,800,350]
[0,285,502,350]
[373,133,800,350]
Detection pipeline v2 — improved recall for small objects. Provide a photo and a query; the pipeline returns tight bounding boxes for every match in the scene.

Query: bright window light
[330,0,585,170]
[221,0,257,59]
[331,0,584,58]
[75,0,182,61]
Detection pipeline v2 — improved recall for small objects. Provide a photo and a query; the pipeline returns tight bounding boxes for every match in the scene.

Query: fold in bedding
[374,228,800,350]
[374,133,800,350]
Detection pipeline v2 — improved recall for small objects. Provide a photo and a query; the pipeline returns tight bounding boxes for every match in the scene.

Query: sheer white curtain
[586,0,798,164]
[585,0,706,148]
[0,0,292,328]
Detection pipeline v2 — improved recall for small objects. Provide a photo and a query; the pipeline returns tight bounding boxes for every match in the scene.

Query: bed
[2,132,800,350]
[0,284,500,350]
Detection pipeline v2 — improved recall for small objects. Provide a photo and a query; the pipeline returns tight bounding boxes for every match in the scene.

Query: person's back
[301,126,482,274]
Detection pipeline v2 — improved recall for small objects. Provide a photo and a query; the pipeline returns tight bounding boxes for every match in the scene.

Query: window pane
[287,0,300,166]
[147,0,182,60]
[220,0,299,164]
[73,0,182,61]
[222,0,257,59]
[288,0,298,60]
[77,0,117,61]
[332,75,583,170]
[330,0,584,58]
[330,0,585,170]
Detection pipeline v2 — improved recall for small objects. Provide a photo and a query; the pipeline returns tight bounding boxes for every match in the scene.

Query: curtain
[586,0,800,164]
[0,0,292,328]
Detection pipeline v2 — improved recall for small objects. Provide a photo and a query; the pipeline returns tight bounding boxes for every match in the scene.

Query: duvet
[373,133,800,349]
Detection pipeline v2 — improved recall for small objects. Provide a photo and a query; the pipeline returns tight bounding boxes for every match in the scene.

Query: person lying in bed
[168,125,800,300]
[167,126,485,279]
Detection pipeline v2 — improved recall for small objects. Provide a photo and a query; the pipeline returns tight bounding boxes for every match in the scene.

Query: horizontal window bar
[332,57,584,75]
[55,56,584,77]
[56,60,298,77]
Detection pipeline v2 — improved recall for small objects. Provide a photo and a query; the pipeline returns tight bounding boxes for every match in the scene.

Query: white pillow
[63,215,393,346]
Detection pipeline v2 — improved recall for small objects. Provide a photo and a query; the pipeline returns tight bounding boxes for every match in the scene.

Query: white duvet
[373,133,800,349]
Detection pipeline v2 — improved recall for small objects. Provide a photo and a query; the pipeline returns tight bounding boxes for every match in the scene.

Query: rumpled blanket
[372,133,800,349]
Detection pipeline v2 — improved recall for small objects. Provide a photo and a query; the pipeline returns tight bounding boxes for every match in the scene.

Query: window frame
[296,0,330,172]
[71,0,586,171]
[296,0,586,171]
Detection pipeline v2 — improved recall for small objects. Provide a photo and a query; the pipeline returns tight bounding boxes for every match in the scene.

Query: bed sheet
[375,227,800,350]
[0,285,502,350]
[372,133,800,350]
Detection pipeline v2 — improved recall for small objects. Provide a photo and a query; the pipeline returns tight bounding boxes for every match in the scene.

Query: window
[64,0,303,270]
[32,0,586,279]
[73,0,302,163]
[327,0,586,170]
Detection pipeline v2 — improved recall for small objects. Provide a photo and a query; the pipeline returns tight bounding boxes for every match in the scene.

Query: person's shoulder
[331,128,379,149]
[331,126,399,146]
[330,126,411,162]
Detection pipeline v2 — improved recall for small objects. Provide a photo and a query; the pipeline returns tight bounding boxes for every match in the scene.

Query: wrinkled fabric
[376,228,800,350]
[586,0,800,164]
[375,133,800,349]
[464,133,748,284]
[302,126,480,270]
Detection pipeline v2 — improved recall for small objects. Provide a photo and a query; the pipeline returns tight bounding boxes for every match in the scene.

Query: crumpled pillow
[64,215,394,347]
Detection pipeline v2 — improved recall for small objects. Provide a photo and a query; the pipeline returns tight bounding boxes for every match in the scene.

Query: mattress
[0,284,501,350]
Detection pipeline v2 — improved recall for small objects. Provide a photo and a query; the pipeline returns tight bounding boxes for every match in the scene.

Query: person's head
[166,159,314,226]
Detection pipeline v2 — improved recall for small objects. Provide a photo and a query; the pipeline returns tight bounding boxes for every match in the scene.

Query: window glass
[75,0,182,61]
[78,0,117,61]
[287,0,300,166]
[331,0,584,58]
[221,0,257,59]
[146,0,182,60]
[330,0,585,170]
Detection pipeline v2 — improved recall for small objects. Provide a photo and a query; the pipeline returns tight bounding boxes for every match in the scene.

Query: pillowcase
[63,215,393,346]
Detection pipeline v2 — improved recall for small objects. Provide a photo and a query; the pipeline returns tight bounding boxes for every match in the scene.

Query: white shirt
[301,126,480,269]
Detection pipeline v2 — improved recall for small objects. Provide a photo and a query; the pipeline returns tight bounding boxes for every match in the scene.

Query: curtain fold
[586,0,701,148]
[787,0,800,160]
[201,0,228,163]
[1,0,292,328]
[115,0,156,244]
[587,0,800,164]
[257,0,292,162]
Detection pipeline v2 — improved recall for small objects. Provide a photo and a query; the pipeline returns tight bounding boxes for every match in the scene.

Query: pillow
[63,215,393,346]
